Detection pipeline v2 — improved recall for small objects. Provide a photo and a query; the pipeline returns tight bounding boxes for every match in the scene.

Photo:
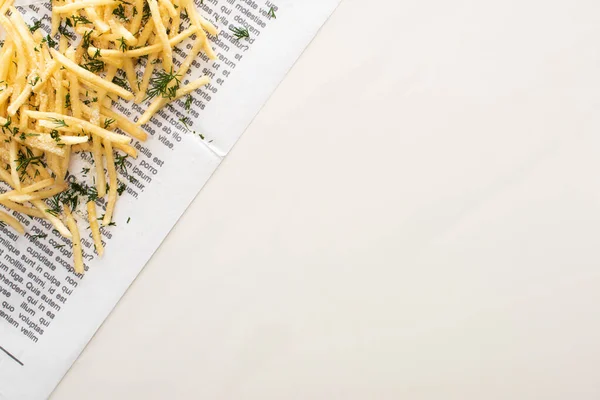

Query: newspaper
[0,0,341,398]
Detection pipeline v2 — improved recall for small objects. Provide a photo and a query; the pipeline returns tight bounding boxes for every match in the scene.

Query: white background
[53,0,600,398]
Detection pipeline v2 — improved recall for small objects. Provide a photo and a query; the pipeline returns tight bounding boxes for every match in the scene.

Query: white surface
[52,0,600,399]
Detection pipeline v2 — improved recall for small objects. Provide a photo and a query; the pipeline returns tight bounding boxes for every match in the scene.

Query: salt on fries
[0,0,215,273]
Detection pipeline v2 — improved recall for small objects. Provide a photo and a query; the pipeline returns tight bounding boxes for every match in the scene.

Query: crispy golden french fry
[72,143,92,153]
[0,209,24,234]
[87,201,104,256]
[26,111,132,144]
[169,0,180,39]
[20,178,54,193]
[183,0,217,59]
[8,139,20,190]
[138,77,209,125]
[0,87,13,108]
[50,49,134,100]
[87,26,197,58]
[123,58,138,96]
[85,6,110,33]
[8,8,39,66]
[8,61,59,115]
[112,142,138,158]
[136,19,155,46]
[102,139,117,226]
[147,0,172,71]
[129,0,144,34]
[0,199,45,218]
[54,0,117,14]
[135,52,157,104]
[0,164,15,186]
[80,103,147,141]
[31,200,72,238]
[64,205,84,274]
[8,183,68,203]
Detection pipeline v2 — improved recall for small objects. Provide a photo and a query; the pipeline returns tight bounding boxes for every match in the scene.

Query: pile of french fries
[0,0,215,273]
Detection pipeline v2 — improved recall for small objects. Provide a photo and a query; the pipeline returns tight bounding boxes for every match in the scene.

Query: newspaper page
[0,0,341,398]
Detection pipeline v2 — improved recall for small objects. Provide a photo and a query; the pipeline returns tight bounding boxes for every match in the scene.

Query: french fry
[136,18,155,46]
[138,76,209,125]
[102,138,117,226]
[64,205,84,274]
[50,49,134,100]
[54,0,117,14]
[169,0,180,39]
[91,64,117,199]
[80,103,147,141]
[123,58,138,96]
[51,0,59,35]
[87,26,197,59]
[8,61,59,115]
[8,139,20,190]
[19,178,54,193]
[0,87,14,108]
[0,199,45,218]
[147,0,172,71]
[135,52,157,103]
[0,163,15,186]
[0,209,24,234]
[8,8,39,66]
[7,183,68,203]
[67,50,83,119]
[72,143,92,153]
[129,0,144,34]
[108,19,137,45]
[59,144,71,181]
[112,142,138,158]
[26,111,132,144]
[87,201,104,256]
[183,0,217,59]
[0,41,14,81]
[85,6,110,33]
[31,200,72,238]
